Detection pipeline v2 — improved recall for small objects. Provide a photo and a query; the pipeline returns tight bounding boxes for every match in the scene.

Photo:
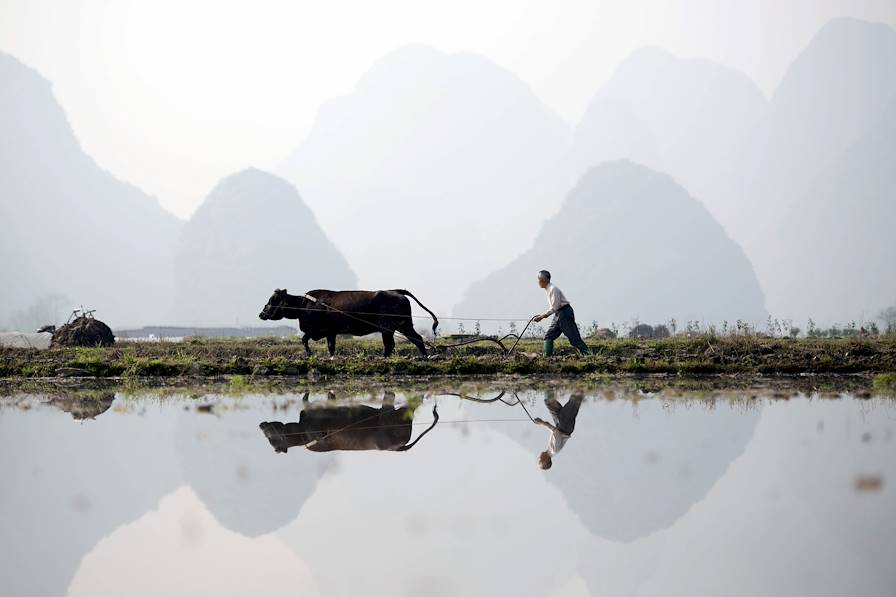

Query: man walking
[534,270,591,356]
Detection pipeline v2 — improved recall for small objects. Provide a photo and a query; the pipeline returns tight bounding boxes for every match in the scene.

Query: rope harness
[263,390,538,449]
[278,294,538,356]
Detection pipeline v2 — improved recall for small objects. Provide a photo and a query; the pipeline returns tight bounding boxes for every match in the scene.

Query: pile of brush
[50,316,115,347]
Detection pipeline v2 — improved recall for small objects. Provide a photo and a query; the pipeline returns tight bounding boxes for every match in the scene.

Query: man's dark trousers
[546,393,584,434]
[545,304,591,355]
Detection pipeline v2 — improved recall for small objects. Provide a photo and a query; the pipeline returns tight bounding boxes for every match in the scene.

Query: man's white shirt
[548,428,570,456]
[541,283,570,319]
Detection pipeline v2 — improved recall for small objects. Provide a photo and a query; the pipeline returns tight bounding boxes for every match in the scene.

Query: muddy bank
[1,336,895,379]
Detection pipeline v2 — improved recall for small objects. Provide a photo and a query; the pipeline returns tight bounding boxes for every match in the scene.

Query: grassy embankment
[1,335,896,379]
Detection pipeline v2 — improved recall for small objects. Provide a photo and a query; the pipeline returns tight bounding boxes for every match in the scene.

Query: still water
[1,380,894,597]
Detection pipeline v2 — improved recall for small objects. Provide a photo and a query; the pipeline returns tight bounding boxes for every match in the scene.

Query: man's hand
[533,314,544,323]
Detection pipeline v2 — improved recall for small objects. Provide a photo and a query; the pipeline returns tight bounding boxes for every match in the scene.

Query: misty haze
[2,9,895,333]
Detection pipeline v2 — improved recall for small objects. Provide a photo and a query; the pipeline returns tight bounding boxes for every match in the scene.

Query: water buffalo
[259,392,439,453]
[258,288,438,356]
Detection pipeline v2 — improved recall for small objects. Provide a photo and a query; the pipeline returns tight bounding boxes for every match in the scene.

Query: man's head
[538,451,553,470]
[537,270,551,289]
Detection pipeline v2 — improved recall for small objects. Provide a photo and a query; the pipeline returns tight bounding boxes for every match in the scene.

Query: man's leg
[544,314,562,356]
[558,392,584,433]
[559,307,591,355]
[544,389,562,413]
[545,391,563,426]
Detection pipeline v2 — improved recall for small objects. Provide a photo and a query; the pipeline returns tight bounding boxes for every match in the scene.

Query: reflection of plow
[441,390,538,423]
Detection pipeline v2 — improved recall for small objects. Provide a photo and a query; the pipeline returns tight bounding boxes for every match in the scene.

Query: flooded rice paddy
[1,378,894,596]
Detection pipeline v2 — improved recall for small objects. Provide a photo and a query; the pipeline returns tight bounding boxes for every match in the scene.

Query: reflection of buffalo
[258,288,438,356]
[260,392,439,453]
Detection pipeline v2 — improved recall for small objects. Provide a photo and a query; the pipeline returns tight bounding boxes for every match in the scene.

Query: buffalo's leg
[381,331,396,357]
[301,333,312,356]
[382,390,396,410]
[398,322,427,356]
[326,334,337,356]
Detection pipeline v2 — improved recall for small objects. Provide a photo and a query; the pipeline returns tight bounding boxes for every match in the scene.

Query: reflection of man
[260,392,438,453]
[533,391,584,469]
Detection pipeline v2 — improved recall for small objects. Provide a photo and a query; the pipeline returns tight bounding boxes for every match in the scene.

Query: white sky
[2,0,895,218]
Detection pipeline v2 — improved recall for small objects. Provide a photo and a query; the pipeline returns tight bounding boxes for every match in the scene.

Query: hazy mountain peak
[456,159,766,327]
[280,46,573,312]
[772,16,896,107]
[810,16,896,51]
[197,167,313,215]
[716,16,896,321]
[0,49,47,86]
[173,168,356,326]
[603,45,765,96]
[573,46,767,208]
[354,43,445,86]
[1,51,181,328]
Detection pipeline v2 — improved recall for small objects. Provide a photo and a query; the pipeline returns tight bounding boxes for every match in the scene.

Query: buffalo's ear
[282,288,287,294]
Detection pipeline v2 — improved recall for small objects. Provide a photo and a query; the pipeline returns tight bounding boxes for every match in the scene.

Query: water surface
[1,380,893,596]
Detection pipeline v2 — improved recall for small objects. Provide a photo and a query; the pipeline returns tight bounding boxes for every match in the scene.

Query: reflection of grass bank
[0,374,891,409]
[1,335,895,379]
[873,372,896,394]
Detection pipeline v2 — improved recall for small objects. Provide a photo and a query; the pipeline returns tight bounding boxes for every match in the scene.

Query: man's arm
[533,417,557,431]
[535,288,557,321]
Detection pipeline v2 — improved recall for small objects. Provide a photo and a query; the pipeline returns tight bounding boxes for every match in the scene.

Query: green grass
[1,334,895,379]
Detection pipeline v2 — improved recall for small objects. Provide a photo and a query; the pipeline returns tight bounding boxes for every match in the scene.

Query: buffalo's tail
[396,406,439,452]
[391,289,439,335]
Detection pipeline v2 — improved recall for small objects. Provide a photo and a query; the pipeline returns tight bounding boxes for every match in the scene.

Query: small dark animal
[258,288,438,356]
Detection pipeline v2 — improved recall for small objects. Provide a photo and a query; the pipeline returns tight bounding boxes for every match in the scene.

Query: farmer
[533,270,591,356]
[533,390,584,470]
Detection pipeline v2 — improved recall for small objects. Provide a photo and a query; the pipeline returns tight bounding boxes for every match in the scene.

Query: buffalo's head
[259,288,289,320]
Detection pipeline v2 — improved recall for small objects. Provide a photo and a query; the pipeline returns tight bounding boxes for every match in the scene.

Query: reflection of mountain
[0,52,182,328]
[457,161,766,327]
[280,44,572,312]
[770,399,896,585]
[569,398,896,597]
[0,397,180,597]
[277,397,582,597]
[488,395,759,541]
[0,394,333,596]
[68,487,322,597]
[174,401,334,537]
